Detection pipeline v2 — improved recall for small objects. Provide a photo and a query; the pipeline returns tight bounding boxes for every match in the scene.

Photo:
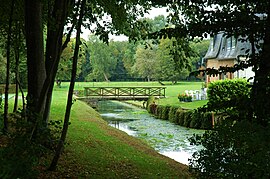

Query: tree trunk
[48,0,85,171]
[13,40,20,113]
[3,0,15,133]
[25,0,46,115]
[43,11,78,123]
[252,9,270,125]
[103,73,109,82]
[17,79,26,117]
[37,0,73,123]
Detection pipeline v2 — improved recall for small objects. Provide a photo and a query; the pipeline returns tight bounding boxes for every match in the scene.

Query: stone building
[204,32,255,83]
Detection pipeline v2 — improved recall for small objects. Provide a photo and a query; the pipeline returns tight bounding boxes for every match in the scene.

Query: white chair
[201,88,207,100]
[195,90,201,100]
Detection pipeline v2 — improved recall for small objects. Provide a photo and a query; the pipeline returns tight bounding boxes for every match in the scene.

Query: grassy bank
[40,90,190,178]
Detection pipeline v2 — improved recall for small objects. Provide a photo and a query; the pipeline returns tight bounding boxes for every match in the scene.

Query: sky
[81,7,168,41]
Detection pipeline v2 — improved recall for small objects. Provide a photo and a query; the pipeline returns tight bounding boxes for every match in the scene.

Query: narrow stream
[97,100,205,165]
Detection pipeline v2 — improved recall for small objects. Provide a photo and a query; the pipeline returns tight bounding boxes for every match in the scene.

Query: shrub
[176,109,185,125]
[146,96,155,112]
[168,106,179,123]
[183,110,193,127]
[189,120,270,178]
[160,105,170,120]
[149,103,157,115]
[201,112,213,129]
[156,105,163,119]
[189,111,201,129]
[207,79,251,112]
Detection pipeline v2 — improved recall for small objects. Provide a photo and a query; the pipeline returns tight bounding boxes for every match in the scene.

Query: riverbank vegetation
[1,90,190,178]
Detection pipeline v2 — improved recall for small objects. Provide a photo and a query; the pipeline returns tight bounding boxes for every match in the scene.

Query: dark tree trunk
[25,0,46,115]
[17,79,26,116]
[3,0,15,133]
[37,0,74,123]
[48,0,85,171]
[252,9,270,125]
[43,10,78,123]
[13,39,20,113]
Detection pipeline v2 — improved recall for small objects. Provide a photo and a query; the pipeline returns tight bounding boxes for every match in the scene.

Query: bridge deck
[84,86,166,100]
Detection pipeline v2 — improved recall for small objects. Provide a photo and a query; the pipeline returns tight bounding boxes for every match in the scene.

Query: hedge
[148,103,212,130]
[207,79,250,111]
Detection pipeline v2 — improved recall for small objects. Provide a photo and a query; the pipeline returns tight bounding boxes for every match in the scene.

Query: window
[227,37,232,51]
[232,37,236,50]
[210,35,217,51]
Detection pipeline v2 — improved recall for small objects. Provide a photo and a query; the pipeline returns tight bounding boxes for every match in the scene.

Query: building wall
[206,59,235,83]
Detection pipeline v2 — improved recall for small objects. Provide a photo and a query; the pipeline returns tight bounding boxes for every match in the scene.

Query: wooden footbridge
[83,86,166,100]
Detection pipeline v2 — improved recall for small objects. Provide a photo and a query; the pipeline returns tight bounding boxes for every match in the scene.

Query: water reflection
[97,100,204,165]
[107,120,137,136]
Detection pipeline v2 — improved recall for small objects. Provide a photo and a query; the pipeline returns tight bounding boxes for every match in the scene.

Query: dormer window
[213,35,217,49]
[227,37,232,51]
[232,37,236,50]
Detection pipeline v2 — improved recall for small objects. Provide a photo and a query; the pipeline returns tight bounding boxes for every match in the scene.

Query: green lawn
[41,89,191,178]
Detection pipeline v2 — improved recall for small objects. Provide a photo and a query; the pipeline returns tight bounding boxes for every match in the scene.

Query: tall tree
[133,43,157,81]
[56,38,85,81]
[25,0,46,117]
[109,41,130,81]
[49,0,86,171]
[123,42,137,77]
[155,37,190,83]
[3,0,16,133]
[86,36,117,81]
[40,0,76,124]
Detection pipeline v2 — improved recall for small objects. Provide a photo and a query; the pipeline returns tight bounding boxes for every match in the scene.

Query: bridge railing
[84,87,166,99]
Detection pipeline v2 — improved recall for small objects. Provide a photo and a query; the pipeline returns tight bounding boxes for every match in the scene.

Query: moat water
[97,100,205,165]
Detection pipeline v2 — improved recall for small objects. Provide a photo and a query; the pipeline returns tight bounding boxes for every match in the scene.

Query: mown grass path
[40,90,191,178]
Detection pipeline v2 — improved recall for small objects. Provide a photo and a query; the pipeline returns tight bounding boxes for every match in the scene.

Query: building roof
[204,32,252,60]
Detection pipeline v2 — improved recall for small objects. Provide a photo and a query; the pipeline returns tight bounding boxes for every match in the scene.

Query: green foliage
[207,79,251,113]
[160,105,170,120]
[182,110,192,127]
[0,137,40,178]
[200,112,212,129]
[151,104,212,129]
[189,79,266,178]
[176,108,185,125]
[168,106,178,123]
[0,93,2,109]
[0,112,63,178]
[132,43,158,81]
[189,39,210,72]
[0,49,6,84]
[156,105,163,119]
[57,38,85,81]
[146,95,155,112]
[189,111,201,129]
[189,120,270,178]
[0,121,46,178]
[86,36,118,81]
[154,37,190,82]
